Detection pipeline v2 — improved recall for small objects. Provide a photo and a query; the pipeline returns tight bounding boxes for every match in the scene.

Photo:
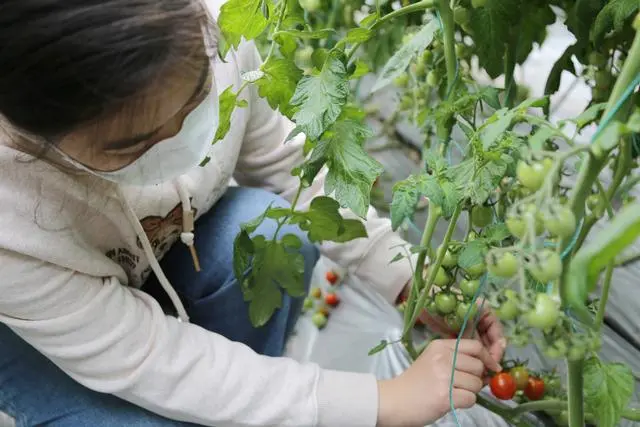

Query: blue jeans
[0,187,319,426]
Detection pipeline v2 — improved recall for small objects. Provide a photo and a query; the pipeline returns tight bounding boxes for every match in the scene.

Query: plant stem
[265,1,288,63]
[475,395,535,427]
[436,0,457,98]
[503,41,517,108]
[345,0,436,60]
[404,205,441,328]
[405,205,462,335]
[595,262,614,331]
[615,251,640,267]
[567,360,585,427]
[273,182,304,239]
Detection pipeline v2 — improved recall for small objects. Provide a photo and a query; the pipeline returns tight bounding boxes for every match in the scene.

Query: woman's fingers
[452,353,485,377]
[451,389,477,410]
[453,370,484,393]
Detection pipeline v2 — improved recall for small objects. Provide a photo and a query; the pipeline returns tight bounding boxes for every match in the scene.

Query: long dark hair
[0,0,212,141]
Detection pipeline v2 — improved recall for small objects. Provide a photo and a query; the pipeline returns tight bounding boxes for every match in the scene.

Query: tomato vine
[218,0,640,426]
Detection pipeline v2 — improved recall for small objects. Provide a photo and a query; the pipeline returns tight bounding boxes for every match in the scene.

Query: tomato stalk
[345,0,436,60]
[403,204,462,340]
[436,0,457,98]
[503,41,517,108]
[264,0,289,63]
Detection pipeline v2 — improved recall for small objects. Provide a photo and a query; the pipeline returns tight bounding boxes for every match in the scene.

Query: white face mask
[54,75,219,186]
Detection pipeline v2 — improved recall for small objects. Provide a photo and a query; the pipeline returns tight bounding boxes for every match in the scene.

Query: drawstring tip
[189,245,201,272]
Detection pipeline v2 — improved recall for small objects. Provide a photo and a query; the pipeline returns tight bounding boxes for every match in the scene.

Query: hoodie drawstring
[116,185,190,323]
[174,176,201,272]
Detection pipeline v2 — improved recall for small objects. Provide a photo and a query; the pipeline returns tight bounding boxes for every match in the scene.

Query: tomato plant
[219,0,640,426]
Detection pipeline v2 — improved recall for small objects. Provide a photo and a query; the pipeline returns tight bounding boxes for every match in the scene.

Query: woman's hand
[377,339,502,427]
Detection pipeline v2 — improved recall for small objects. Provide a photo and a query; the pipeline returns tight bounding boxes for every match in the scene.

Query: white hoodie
[0,1,414,425]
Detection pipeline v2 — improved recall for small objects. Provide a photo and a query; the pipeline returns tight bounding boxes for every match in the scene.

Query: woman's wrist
[377,379,398,427]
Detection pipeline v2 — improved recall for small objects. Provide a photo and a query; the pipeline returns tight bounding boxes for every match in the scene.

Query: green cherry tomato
[588,51,608,67]
[302,297,314,312]
[299,0,321,12]
[295,45,314,65]
[456,302,478,322]
[471,205,493,228]
[471,0,487,8]
[595,70,612,88]
[446,314,463,331]
[486,250,519,278]
[525,250,563,283]
[427,300,439,315]
[556,411,569,426]
[426,70,440,86]
[506,215,526,238]
[516,160,547,191]
[542,204,577,238]
[311,312,328,329]
[422,49,433,64]
[453,7,471,25]
[510,366,530,391]
[496,289,520,321]
[462,261,487,279]
[506,204,543,238]
[427,265,451,287]
[586,194,605,218]
[415,61,427,78]
[435,293,457,314]
[467,230,479,241]
[459,279,480,298]
[437,245,458,268]
[525,293,560,329]
[393,73,409,88]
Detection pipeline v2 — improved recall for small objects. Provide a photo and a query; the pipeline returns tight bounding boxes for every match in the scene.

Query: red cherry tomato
[490,372,517,400]
[324,293,340,307]
[325,270,339,285]
[524,377,545,401]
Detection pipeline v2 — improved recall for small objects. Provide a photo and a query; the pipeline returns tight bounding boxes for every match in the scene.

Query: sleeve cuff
[354,232,420,304]
[316,369,379,427]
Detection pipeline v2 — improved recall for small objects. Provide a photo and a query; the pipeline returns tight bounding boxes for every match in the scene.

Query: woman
[0,1,506,426]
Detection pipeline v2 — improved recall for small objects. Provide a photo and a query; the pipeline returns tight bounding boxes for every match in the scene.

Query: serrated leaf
[219,0,270,50]
[290,52,349,140]
[457,240,488,270]
[256,57,302,117]
[346,28,373,43]
[368,339,389,355]
[334,219,368,243]
[482,223,511,243]
[371,19,439,92]
[514,4,555,64]
[214,86,248,143]
[591,0,639,42]
[302,121,382,217]
[423,150,449,176]
[584,357,635,427]
[300,196,368,243]
[281,233,302,249]
[391,180,420,230]
[440,180,461,218]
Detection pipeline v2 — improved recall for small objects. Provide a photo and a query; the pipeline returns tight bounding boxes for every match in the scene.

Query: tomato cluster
[489,363,548,403]
[304,270,343,329]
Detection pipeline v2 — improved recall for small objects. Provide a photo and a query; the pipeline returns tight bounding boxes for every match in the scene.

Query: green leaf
[450,158,508,205]
[592,0,639,42]
[368,340,389,355]
[349,60,371,79]
[371,19,439,92]
[584,357,635,427]
[334,219,368,243]
[515,96,550,111]
[302,120,383,217]
[281,233,302,249]
[544,43,579,95]
[423,150,449,176]
[300,196,367,243]
[514,4,555,64]
[241,204,273,234]
[256,57,302,117]
[219,0,270,50]
[457,240,488,271]
[468,0,523,78]
[390,174,444,229]
[214,86,248,143]
[481,87,502,110]
[481,109,515,150]
[573,102,607,130]
[528,126,556,151]
[248,282,282,327]
[439,180,461,219]
[290,52,349,140]
[233,230,254,281]
[390,179,420,230]
[390,253,406,264]
[482,223,511,243]
[359,12,378,28]
[345,28,373,43]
